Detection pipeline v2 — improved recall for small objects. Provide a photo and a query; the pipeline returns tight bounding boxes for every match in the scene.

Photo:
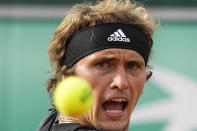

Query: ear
[146,71,152,81]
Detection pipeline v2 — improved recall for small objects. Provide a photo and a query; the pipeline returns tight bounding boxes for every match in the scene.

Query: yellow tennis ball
[53,76,93,117]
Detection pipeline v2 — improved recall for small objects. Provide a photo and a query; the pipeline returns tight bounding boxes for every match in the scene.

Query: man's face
[74,49,146,131]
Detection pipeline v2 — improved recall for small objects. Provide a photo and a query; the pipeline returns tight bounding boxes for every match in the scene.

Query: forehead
[78,48,145,62]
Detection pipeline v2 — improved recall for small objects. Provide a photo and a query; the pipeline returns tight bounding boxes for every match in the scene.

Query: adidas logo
[107,29,130,42]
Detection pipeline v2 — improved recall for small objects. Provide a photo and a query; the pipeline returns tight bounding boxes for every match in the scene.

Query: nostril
[110,73,129,90]
[110,83,129,90]
[111,85,119,89]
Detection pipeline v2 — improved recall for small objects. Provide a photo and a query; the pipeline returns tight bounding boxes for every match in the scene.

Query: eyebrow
[92,55,144,65]
[128,60,144,65]
[93,56,118,62]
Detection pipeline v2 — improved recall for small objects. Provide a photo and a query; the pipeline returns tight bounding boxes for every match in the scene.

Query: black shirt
[37,109,98,131]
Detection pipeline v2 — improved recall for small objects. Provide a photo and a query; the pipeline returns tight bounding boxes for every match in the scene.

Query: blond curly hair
[46,0,159,93]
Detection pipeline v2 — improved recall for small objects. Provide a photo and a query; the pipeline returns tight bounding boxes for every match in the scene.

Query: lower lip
[103,109,126,118]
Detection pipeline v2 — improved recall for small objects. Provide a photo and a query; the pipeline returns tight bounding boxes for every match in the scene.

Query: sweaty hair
[46,0,159,93]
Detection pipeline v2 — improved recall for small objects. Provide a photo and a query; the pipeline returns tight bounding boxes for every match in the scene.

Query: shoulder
[37,109,98,131]
[37,109,58,131]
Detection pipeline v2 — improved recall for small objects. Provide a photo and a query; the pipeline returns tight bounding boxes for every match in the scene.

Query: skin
[69,48,147,131]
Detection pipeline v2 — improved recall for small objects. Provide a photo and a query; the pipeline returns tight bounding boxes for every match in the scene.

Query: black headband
[64,23,149,67]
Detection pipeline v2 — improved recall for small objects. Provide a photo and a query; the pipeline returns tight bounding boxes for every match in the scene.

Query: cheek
[82,73,107,104]
[75,64,109,101]
[131,74,146,104]
[134,72,146,95]
[90,78,107,104]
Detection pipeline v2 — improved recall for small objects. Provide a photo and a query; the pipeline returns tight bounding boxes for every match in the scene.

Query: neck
[58,113,80,124]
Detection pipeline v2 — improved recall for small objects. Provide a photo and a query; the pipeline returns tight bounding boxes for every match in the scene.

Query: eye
[95,61,109,69]
[128,62,140,70]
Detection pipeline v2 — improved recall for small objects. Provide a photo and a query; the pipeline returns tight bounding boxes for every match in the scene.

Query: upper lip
[103,96,128,103]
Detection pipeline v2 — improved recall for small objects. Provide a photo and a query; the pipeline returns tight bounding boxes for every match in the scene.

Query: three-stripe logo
[107,29,130,42]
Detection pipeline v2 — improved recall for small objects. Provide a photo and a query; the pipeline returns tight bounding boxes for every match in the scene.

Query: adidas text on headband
[64,23,149,67]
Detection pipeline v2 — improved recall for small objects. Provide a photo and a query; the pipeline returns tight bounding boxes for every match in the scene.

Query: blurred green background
[0,0,197,131]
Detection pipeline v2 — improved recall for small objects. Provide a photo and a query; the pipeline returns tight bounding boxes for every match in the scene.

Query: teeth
[106,110,123,113]
[108,97,127,102]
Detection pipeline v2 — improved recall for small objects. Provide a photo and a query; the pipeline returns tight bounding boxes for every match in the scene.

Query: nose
[110,68,130,90]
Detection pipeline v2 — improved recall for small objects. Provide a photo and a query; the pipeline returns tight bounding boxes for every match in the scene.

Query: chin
[95,120,129,131]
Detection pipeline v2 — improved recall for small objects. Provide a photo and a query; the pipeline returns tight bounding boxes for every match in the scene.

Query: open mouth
[102,97,128,117]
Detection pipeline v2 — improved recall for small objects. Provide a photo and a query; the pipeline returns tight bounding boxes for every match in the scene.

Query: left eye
[128,62,140,70]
